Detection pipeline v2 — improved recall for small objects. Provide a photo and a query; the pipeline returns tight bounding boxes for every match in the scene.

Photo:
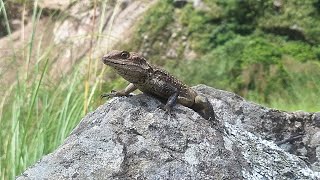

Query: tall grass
[0,0,117,179]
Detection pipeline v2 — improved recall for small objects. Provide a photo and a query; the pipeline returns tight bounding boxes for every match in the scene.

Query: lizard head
[102,50,152,83]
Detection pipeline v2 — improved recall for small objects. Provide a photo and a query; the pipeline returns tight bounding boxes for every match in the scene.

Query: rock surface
[17,85,320,179]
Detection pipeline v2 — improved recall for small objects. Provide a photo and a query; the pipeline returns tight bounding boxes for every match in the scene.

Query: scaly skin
[101,50,216,121]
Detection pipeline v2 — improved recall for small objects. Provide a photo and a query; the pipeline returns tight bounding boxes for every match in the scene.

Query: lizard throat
[106,60,149,84]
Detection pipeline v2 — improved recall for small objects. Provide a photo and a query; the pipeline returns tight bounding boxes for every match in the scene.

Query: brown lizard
[101,50,216,121]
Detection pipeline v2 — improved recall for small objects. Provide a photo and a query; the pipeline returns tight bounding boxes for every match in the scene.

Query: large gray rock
[17,85,320,179]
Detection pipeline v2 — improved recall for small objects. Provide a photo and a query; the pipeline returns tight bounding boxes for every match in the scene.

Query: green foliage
[242,37,281,65]
[169,34,320,107]
[167,36,245,91]
[179,4,214,34]
[178,3,225,52]
[130,0,320,111]
[280,41,318,62]
[259,0,320,43]
[137,0,173,36]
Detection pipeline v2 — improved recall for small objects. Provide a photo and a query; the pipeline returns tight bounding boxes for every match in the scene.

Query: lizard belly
[135,83,173,99]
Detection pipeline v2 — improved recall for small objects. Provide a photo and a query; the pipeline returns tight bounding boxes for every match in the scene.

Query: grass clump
[0,63,86,179]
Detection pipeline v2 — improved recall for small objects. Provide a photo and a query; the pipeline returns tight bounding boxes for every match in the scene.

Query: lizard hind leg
[157,91,178,118]
[163,92,179,115]
[192,95,216,121]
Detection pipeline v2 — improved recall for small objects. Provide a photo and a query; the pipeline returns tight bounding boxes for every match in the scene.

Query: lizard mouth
[102,58,135,67]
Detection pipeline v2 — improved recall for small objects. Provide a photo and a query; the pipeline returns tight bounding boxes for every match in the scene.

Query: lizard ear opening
[120,51,130,59]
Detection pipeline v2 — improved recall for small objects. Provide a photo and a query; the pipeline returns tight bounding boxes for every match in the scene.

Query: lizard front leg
[101,83,137,98]
[192,95,216,121]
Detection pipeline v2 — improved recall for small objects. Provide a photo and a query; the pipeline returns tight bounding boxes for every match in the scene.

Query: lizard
[101,50,216,121]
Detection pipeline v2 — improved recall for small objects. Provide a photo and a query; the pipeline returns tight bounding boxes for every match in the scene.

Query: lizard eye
[120,51,129,59]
